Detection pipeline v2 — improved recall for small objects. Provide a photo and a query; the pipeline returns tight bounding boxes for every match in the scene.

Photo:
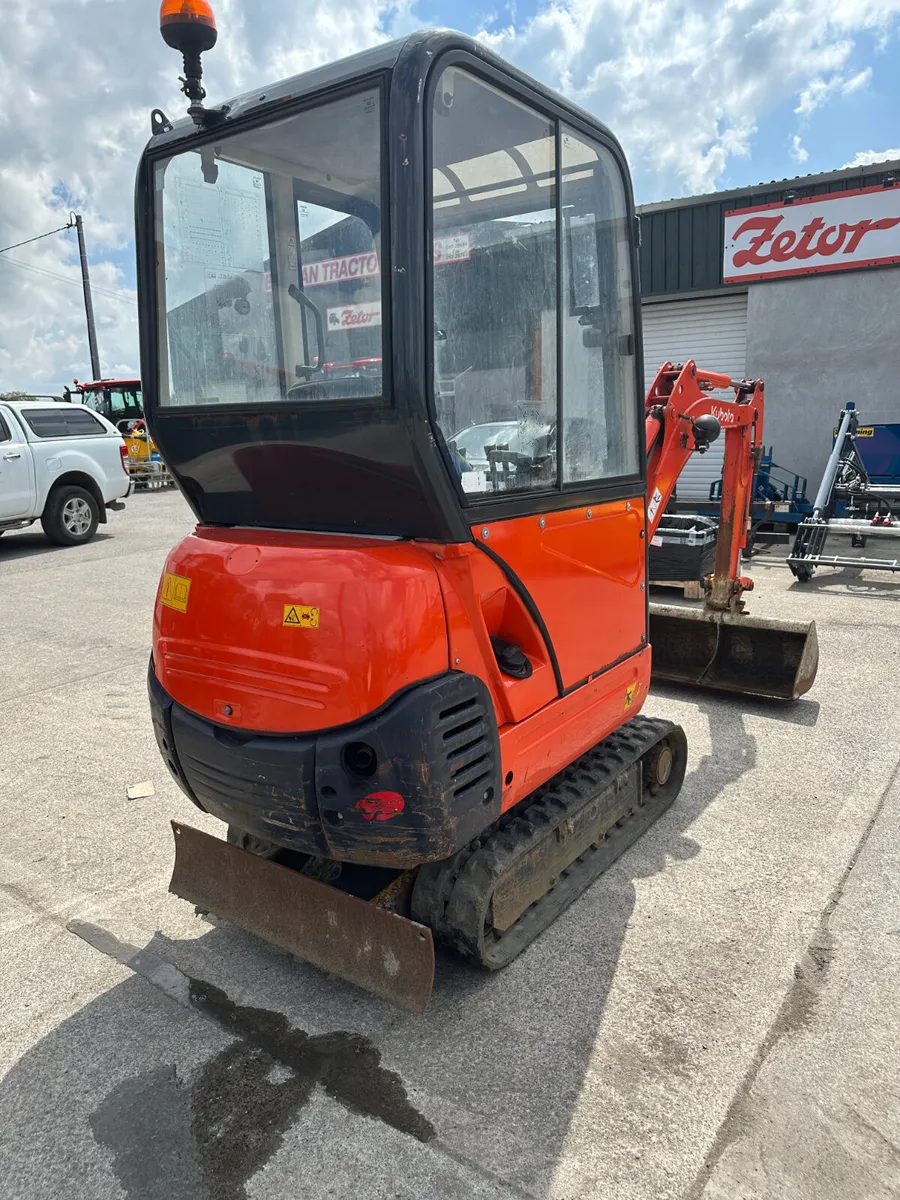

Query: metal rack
[788,402,900,580]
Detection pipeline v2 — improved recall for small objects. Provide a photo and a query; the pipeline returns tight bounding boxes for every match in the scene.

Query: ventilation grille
[439,694,494,798]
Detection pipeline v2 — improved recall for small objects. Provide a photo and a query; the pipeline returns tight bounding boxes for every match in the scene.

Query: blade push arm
[645,361,765,612]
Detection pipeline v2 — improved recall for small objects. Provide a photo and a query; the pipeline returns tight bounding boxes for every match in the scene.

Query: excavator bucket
[649,604,819,701]
[168,822,435,1012]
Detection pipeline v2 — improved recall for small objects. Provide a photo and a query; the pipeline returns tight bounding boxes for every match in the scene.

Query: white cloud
[795,65,872,115]
[842,147,900,166]
[0,0,899,387]
[482,3,896,196]
[790,135,809,163]
[0,0,408,392]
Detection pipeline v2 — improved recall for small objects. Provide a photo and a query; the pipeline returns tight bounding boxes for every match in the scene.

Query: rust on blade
[169,822,434,1012]
[649,604,818,701]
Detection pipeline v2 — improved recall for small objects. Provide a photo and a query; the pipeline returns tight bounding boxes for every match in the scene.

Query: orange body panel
[154,496,651,815]
[476,498,647,690]
[498,646,650,811]
[153,529,448,734]
[428,545,558,726]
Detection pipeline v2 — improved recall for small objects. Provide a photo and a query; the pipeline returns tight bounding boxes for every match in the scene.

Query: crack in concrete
[684,755,900,1200]
[842,1103,900,1162]
[0,657,149,707]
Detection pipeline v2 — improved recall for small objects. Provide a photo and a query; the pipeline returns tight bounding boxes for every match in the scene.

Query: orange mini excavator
[137,8,818,1009]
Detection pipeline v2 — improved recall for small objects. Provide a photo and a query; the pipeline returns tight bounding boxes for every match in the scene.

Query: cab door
[429,70,645,688]
[0,409,33,519]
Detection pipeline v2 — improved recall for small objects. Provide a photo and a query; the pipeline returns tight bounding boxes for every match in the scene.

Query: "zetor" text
[731,213,900,267]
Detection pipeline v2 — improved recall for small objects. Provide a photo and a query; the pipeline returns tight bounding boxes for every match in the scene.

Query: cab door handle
[3,452,22,460]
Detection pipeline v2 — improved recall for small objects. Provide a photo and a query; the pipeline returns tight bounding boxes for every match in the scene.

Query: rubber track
[411,715,687,968]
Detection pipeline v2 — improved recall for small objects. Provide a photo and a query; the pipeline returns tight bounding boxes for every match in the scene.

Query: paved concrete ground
[1,491,899,1200]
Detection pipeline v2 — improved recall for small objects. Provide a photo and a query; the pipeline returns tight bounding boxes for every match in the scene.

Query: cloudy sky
[1,0,898,392]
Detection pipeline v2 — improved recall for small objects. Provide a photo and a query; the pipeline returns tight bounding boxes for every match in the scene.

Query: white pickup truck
[0,400,132,546]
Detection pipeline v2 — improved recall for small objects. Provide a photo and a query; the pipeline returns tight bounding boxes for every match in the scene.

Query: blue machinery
[788,403,900,580]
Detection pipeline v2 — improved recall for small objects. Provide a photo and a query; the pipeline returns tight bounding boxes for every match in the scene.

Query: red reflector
[354,792,405,821]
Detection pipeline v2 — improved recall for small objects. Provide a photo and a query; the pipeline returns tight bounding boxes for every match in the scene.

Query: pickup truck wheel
[41,485,100,546]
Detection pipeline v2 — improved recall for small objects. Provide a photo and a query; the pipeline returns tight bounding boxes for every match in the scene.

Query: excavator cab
[136,22,816,1010]
[140,34,643,548]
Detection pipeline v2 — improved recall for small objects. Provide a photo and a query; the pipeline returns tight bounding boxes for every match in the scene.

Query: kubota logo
[711,405,737,425]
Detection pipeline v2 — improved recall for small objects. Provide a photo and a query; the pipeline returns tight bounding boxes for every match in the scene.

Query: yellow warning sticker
[624,683,638,710]
[160,572,191,614]
[283,604,320,629]
[833,426,874,437]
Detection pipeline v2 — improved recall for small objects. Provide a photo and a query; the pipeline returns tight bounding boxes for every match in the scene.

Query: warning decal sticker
[283,605,320,629]
[624,683,638,710]
[160,572,191,614]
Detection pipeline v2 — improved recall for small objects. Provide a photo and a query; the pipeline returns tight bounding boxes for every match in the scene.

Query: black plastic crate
[649,514,717,581]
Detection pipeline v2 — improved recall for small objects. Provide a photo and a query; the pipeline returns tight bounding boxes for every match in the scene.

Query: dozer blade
[649,603,819,701]
[169,822,435,1012]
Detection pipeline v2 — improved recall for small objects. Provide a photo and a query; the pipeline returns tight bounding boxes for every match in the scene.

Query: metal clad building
[637,159,900,496]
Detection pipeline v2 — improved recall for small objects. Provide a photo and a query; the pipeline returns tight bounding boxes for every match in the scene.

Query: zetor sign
[724,186,900,283]
[326,300,382,330]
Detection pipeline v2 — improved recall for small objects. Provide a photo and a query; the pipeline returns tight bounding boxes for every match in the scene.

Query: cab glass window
[560,127,638,481]
[429,71,640,497]
[431,70,557,496]
[82,389,108,415]
[155,89,382,407]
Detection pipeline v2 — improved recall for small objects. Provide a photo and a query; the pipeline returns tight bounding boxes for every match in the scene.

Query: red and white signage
[724,186,900,283]
[434,233,471,264]
[303,251,380,288]
[326,300,382,330]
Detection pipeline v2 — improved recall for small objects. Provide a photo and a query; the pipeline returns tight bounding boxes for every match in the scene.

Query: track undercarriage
[170,715,687,1010]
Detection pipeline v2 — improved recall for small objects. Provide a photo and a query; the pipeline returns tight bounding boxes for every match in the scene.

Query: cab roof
[143,28,619,158]
[77,380,141,391]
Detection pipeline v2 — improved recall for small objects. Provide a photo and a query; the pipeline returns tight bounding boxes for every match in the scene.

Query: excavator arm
[644,361,763,612]
[643,361,818,700]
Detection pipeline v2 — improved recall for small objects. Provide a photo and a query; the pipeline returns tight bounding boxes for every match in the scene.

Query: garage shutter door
[641,293,748,501]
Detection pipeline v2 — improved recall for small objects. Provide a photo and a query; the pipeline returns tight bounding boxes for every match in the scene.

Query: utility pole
[72,213,101,382]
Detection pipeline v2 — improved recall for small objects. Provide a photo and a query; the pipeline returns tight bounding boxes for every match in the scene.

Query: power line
[0,253,137,304]
[0,223,73,255]
[0,254,137,305]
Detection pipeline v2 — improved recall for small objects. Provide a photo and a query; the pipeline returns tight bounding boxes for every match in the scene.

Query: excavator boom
[644,362,818,699]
